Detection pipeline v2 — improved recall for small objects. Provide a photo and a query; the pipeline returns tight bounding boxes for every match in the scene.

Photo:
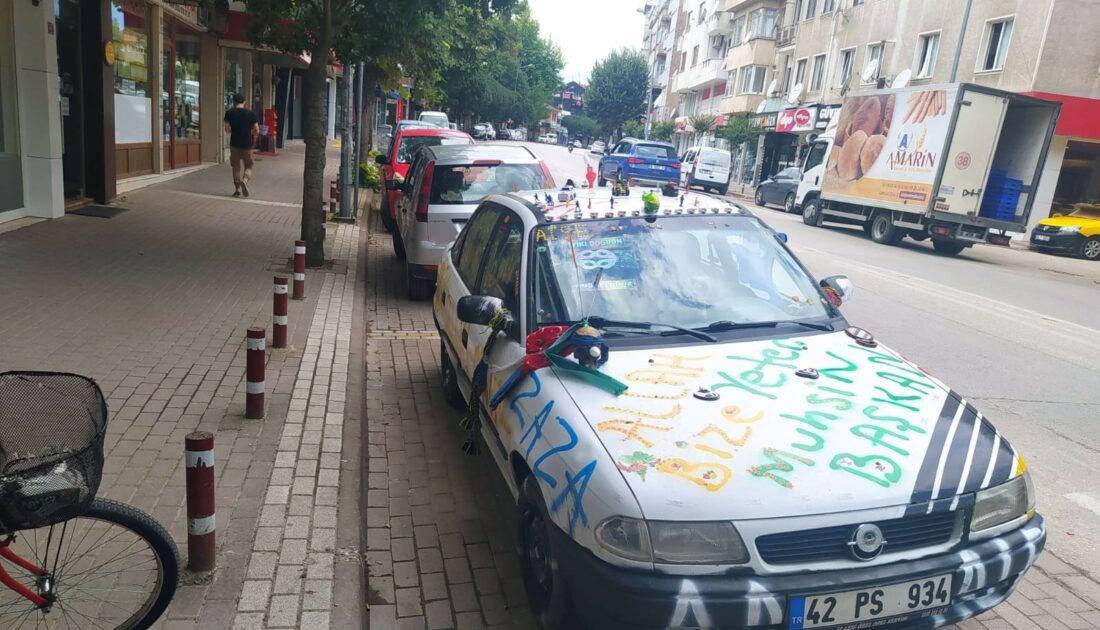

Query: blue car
[598,137,681,189]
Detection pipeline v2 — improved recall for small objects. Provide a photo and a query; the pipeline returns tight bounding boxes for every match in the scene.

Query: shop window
[174,35,202,140]
[980,18,1013,72]
[111,1,152,145]
[0,3,22,212]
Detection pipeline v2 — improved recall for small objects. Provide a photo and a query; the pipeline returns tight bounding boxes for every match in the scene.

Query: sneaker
[241,181,250,198]
[232,191,241,198]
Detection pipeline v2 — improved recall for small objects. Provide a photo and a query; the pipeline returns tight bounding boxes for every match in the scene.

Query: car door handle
[461,329,469,348]
[814,176,819,185]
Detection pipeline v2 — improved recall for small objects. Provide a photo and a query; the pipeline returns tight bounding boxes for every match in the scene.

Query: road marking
[1065,492,1100,517]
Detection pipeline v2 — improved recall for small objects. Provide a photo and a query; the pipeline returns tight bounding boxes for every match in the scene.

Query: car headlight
[972,470,1035,534]
[595,517,750,564]
[1059,226,1081,234]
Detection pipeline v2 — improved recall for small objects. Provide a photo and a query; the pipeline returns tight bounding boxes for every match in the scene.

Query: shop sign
[751,112,777,130]
[816,104,841,129]
[776,106,818,133]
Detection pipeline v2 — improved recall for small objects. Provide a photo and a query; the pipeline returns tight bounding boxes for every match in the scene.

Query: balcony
[776,24,797,49]
[726,35,776,69]
[674,58,729,94]
[707,11,733,36]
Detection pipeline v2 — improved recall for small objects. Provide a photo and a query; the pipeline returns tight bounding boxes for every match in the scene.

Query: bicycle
[0,371,180,629]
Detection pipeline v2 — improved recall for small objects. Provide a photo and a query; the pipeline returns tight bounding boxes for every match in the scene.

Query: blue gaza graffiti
[510,372,598,536]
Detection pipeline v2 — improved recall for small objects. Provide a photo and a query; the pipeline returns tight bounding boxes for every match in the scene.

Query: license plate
[788,574,952,629]
[1034,234,1051,241]
[650,164,664,170]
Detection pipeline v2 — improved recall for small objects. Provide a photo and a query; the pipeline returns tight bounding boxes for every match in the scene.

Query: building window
[782,58,793,93]
[793,0,803,23]
[980,18,1013,71]
[698,3,706,24]
[731,16,745,45]
[727,70,738,96]
[864,43,883,83]
[916,32,940,78]
[810,54,826,91]
[837,48,855,87]
[691,45,699,67]
[853,0,865,5]
[747,8,778,39]
[795,58,807,87]
[805,0,817,19]
[739,65,767,94]
[823,0,836,13]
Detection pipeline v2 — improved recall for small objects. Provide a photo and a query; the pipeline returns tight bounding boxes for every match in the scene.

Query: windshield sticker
[576,249,619,270]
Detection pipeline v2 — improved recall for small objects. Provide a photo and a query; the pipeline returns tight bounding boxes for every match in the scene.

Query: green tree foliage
[243,0,516,264]
[689,114,717,134]
[586,49,647,134]
[560,114,602,141]
[621,120,644,139]
[715,113,759,148]
[649,119,676,142]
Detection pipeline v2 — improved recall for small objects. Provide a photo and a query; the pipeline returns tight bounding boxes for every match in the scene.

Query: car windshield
[635,144,675,159]
[1068,206,1100,220]
[532,216,832,330]
[430,164,551,204]
[397,136,469,163]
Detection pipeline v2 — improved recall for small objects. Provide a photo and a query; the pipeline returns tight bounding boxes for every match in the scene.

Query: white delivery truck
[794,83,1060,254]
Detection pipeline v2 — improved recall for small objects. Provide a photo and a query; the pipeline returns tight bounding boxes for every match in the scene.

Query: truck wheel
[717,184,729,196]
[1081,237,1100,261]
[785,193,796,213]
[869,212,901,245]
[516,476,582,630]
[932,240,966,255]
[440,340,465,409]
[802,198,823,226]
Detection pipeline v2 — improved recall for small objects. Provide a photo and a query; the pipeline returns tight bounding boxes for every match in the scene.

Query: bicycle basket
[0,372,107,532]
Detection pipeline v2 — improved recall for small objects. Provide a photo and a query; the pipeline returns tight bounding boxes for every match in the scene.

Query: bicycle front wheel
[0,497,180,629]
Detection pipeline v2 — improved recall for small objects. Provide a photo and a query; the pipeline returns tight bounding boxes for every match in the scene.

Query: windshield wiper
[550,316,718,343]
[698,319,834,333]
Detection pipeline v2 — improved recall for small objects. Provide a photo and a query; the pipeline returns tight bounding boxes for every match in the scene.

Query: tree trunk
[360,65,382,154]
[300,22,331,267]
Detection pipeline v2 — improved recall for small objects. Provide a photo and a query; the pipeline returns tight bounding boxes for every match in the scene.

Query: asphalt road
[524,141,1100,580]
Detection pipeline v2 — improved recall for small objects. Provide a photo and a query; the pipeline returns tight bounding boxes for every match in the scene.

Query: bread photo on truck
[794,83,1060,256]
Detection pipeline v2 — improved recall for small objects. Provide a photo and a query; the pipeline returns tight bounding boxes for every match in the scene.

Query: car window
[430,164,548,204]
[635,144,676,159]
[455,206,502,290]
[397,136,470,164]
[613,142,629,154]
[779,167,801,180]
[803,141,828,171]
[477,211,524,338]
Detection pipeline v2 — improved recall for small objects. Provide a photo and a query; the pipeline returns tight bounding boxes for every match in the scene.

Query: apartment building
[643,0,681,125]
[644,0,1100,226]
[668,0,733,152]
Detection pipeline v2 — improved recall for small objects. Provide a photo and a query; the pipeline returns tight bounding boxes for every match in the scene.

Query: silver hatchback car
[393,144,555,299]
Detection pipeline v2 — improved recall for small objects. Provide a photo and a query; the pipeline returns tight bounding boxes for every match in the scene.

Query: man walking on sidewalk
[223,94,259,197]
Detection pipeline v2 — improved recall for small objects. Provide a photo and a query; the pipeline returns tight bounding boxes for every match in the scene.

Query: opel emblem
[849,523,887,561]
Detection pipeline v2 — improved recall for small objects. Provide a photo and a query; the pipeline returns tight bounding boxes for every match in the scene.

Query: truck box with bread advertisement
[820,84,1059,231]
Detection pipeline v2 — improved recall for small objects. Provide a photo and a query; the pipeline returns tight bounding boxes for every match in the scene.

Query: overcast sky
[527,0,647,84]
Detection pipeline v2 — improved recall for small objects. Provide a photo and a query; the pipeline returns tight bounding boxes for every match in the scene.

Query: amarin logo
[887,132,937,170]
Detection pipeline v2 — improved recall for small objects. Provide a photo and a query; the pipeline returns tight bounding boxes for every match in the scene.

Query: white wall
[3,0,64,222]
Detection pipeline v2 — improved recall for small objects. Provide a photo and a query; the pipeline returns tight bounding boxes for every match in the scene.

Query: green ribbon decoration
[544,323,629,396]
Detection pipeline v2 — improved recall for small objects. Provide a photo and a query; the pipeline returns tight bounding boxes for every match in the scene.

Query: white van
[418,111,450,129]
[680,146,732,195]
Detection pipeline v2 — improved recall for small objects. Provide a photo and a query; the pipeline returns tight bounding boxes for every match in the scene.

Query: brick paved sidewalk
[0,143,364,629]
[359,235,1100,630]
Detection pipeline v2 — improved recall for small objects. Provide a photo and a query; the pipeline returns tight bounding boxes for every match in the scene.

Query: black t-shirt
[224,108,258,149]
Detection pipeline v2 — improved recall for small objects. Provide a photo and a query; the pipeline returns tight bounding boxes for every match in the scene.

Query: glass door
[161,19,201,170]
[56,0,85,199]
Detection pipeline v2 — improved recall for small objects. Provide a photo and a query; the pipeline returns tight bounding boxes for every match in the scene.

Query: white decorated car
[431,188,1044,630]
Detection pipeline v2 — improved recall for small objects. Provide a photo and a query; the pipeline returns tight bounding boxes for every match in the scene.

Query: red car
[377,127,474,233]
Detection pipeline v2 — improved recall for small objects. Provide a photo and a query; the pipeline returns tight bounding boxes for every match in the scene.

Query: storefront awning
[1021,92,1100,140]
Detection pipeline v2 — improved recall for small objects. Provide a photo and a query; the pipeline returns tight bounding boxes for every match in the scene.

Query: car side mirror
[457,295,507,326]
[385,179,403,191]
[375,154,388,165]
[820,275,854,305]
[775,232,788,243]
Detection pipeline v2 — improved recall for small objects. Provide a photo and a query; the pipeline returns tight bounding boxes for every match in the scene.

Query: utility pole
[350,62,364,221]
[949,0,974,82]
[338,63,355,220]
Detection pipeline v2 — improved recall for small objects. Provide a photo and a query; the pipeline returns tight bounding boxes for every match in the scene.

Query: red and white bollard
[292,240,305,300]
[328,179,338,218]
[185,431,216,572]
[246,327,265,419]
[273,276,289,348]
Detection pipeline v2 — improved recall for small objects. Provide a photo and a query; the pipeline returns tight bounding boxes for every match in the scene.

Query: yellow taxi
[1030,204,1100,260]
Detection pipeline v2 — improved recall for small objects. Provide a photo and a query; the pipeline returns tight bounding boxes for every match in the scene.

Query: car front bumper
[1030,231,1082,254]
[553,515,1045,629]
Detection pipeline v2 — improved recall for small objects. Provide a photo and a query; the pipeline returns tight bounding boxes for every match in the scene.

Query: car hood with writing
[564,331,1020,522]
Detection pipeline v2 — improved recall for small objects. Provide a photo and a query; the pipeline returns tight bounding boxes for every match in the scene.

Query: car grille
[1035,224,1061,234]
[755,510,960,565]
